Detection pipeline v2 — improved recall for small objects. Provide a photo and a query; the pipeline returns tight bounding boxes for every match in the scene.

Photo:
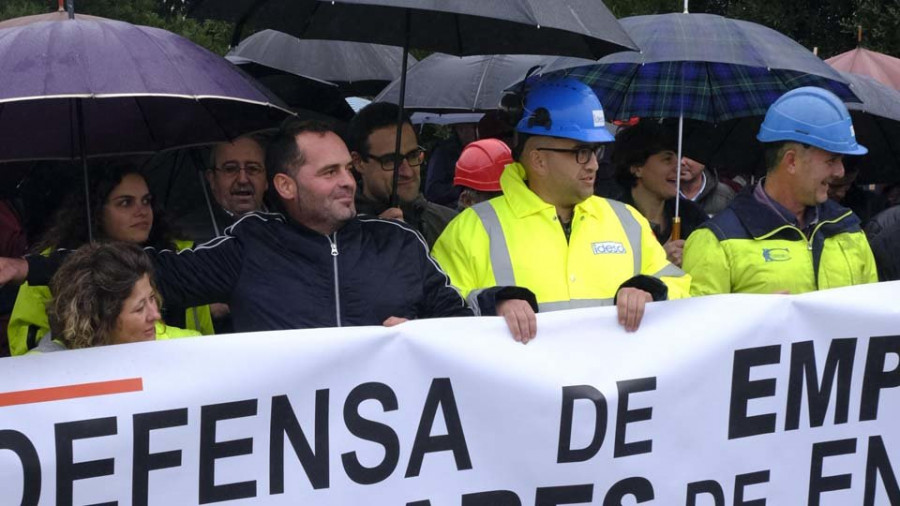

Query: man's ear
[204,169,215,187]
[523,145,546,176]
[350,152,364,176]
[782,147,799,175]
[273,172,296,200]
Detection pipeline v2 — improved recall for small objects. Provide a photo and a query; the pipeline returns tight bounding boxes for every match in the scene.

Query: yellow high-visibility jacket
[432,162,690,311]
[683,189,878,295]
[8,240,214,356]
[28,321,200,354]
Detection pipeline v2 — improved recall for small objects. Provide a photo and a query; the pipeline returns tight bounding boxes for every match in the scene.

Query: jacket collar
[500,162,602,220]
[730,183,858,238]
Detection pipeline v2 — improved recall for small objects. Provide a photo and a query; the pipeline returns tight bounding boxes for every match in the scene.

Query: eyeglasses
[536,145,606,164]
[215,162,265,176]
[366,146,426,171]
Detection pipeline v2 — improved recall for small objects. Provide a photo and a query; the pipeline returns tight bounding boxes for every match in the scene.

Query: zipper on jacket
[328,234,341,327]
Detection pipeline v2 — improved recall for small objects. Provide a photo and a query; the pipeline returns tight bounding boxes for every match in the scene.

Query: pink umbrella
[826,47,900,91]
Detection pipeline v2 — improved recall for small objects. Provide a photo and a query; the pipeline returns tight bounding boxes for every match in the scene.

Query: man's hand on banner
[383,316,409,327]
[616,287,652,332]
[0,257,27,287]
[497,299,537,344]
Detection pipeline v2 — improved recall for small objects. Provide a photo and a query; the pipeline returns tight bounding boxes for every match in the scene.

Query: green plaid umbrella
[541,13,860,122]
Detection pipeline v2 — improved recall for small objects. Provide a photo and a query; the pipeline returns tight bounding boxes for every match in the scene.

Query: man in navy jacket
[12,120,537,338]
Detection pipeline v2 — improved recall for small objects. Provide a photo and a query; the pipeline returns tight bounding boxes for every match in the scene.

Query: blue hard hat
[516,77,615,143]
[757,86,867,155]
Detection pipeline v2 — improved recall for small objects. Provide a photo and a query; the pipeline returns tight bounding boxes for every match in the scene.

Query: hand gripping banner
[0,281,898,505]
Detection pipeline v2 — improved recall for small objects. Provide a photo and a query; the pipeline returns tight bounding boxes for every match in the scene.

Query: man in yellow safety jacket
[433,77,690,342]
[683,86,878,295]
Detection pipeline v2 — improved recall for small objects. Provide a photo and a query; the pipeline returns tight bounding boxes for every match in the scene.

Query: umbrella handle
[671,216,682,242]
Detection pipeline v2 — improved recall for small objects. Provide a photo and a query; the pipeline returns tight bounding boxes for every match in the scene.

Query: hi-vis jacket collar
[727,186,860,240]
[501,162,603,222]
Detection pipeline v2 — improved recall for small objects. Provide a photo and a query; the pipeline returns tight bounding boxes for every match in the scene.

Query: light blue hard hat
[757,86,867,155]
[516,77,615,143]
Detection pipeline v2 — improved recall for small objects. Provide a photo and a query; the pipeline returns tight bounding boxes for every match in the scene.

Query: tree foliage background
[1,0,899,59]
[0,0,232,54]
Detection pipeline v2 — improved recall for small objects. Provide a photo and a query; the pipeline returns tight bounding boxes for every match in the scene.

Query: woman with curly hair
[9,160,213,355]
[36,242,192,351]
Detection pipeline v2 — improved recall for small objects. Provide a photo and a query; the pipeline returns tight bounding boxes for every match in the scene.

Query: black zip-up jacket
[148,212,475,332]
[26,213,537,333]
[27,213,478,332]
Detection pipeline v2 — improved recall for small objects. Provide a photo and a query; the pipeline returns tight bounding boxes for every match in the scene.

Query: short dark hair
[611,120,678,187]
[763,141,810,173]
[49,242,157,349]
[266,118,335,178]
[512,132,533,161]
[209,134,268,170]
[345,102,414,158]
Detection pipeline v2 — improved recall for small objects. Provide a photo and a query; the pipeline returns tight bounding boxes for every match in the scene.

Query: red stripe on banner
[0,378,144,407]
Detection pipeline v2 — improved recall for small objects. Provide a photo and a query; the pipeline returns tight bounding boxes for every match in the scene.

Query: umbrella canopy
[228,58,357,121]
[0,17,292,162]
[411,112,484,125]
[540,13,858,123]
[826,47,900,91]
[189,0,637,207]
[189,0,638,59]
[226,29,416,97]
[376,53,547,112]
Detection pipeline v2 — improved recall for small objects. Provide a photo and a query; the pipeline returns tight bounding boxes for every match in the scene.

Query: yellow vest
[432,162,690,311]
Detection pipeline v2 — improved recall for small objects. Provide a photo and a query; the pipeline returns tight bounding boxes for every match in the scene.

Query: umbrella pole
[672,113,683,241]
[389,10,412,209]
[76,98,93,243]
[198,165,222,238]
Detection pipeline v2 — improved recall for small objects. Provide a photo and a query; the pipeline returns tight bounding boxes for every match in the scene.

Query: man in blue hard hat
[433,77,690,342]
[683,86,878,294]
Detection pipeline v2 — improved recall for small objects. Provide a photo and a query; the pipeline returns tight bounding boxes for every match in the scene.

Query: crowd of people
[0,75,894,355]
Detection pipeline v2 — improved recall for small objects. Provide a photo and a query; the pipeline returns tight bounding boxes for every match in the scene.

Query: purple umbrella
[0,16,292,239]
[0,17,291,162]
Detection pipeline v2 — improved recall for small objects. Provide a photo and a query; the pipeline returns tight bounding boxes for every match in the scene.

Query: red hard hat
[454,138,512,192]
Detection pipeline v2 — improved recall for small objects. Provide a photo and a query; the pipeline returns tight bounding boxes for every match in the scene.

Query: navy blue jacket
[149,212,475,332]
[26,213,484,333]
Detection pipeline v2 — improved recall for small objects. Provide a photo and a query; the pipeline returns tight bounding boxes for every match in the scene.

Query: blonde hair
[48,242,159,349]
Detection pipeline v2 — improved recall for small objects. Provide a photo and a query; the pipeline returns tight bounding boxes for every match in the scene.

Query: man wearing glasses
[433,78,690,342]
[347,102,458,247]
[206,136,268,224]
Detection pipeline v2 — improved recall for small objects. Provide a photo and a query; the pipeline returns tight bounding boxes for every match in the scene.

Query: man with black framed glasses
[433,78,691,342]
[347,102,458,247]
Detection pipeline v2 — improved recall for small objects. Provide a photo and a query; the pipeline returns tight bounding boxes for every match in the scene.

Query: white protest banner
[0,281,898,505]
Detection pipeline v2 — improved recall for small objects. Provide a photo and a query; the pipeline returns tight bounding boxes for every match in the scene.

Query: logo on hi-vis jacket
[592,242,626,255]
[762,248,791,262]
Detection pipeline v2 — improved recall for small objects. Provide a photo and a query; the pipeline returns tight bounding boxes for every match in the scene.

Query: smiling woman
[610,120,709,266]
[47,242,163,349]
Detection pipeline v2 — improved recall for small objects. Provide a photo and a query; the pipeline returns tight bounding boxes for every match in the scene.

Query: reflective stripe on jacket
[432,162,690,312]
[8,240,213,356]
[683,189,878,295]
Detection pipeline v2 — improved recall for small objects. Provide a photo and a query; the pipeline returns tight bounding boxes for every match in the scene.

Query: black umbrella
[227,29,416,97]
[376,53,548,112]
[229,58,357,121]
[188,0,638,205]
